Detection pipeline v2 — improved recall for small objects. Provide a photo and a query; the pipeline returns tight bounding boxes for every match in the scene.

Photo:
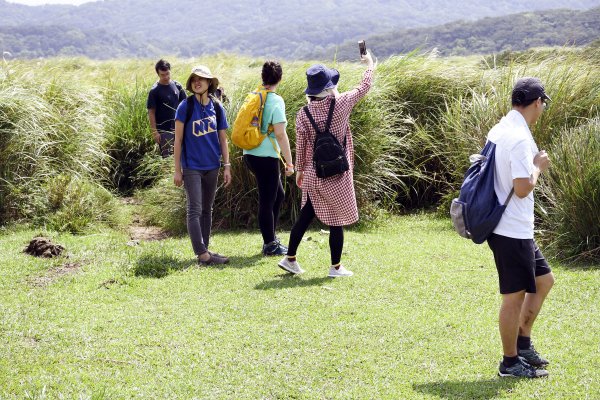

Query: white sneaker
[328,265,353,277]
[278,257,305,275]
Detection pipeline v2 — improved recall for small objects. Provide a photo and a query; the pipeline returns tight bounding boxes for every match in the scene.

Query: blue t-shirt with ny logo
[175,96,228,171]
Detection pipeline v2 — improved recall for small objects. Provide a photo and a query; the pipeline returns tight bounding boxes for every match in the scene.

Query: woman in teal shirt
[244,60,294,256]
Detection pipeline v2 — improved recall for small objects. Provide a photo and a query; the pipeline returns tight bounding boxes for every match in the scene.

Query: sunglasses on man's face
[539,98,549,109]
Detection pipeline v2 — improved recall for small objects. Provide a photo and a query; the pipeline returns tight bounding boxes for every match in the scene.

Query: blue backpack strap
[504,188,515,206]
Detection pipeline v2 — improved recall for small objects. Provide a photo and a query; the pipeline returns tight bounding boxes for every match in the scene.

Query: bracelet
[223,163,231,167]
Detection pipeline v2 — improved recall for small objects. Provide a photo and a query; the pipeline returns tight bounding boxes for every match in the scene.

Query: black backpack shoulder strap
[324,98,336,133]
[185,95,194,126]
[185,95,223,129]
[303,106,322,134]
[182,95,195,162]
[323,98,345,148]
[210,95,222,127]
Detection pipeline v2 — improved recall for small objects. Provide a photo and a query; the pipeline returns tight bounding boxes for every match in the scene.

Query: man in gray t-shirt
[147,59,187,157]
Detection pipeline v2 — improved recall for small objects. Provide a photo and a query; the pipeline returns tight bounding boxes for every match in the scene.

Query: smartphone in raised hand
[358,40,367,57]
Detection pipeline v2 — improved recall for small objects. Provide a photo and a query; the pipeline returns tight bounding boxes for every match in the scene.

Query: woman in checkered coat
[278,50,375,278]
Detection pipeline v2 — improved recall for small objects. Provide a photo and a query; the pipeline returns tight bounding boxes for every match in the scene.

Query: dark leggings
[287,196,344,265]
[244,154,285,244]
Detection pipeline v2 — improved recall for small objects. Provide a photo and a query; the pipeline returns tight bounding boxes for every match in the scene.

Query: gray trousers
[183,168,219,255]
[159,131,175,158]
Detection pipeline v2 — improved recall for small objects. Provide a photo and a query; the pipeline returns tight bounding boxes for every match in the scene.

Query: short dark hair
[262,60,283,86]
[155,59,171,74]
[512,95,538,108]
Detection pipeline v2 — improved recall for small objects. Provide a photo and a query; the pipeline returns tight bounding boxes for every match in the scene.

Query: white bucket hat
[186,65,219,93]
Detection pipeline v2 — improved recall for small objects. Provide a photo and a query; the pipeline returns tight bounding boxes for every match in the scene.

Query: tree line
[0,4,599,59]
[318,7,600,60]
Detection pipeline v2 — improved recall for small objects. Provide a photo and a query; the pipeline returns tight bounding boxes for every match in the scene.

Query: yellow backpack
[231,87,273,150]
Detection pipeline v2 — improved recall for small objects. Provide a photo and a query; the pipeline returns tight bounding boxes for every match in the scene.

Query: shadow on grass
[133,253,265,276]
[254,274,331,290]
[413,378,518,400]
[133,255,192,278]
[215,253,264,269]
[557,258,600,271]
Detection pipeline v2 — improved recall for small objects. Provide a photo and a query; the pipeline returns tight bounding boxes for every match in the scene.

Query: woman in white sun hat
[173,65,231,265]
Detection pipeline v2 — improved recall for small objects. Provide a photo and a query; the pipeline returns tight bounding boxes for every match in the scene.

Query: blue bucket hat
[304,64,340,95]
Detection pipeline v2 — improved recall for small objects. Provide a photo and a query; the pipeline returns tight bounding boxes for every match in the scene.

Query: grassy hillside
[320,7,600,60]
[1,0,600,58]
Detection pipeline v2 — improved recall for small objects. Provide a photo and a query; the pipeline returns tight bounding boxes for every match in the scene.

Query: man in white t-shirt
[487,77,554,378]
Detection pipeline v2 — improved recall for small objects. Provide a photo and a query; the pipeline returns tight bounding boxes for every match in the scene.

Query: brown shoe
[198,253,229,265]
[208,250,229,262]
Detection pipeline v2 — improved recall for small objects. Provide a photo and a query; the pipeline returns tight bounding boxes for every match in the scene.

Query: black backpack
[182,94,222,162]
[303,98,349,179]
[174,80,184,93]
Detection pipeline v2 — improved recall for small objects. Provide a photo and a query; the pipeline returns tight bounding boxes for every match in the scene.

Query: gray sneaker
[277,257,304,275]
[328,265,353,277]
[498,359,549,378]
[518,344,549,368]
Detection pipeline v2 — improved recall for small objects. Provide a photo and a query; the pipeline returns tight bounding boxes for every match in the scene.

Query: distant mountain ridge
[1,0,600,59]
[319,7,600,60]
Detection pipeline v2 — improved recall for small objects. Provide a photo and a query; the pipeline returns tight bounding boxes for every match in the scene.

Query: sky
[6,0,97,5]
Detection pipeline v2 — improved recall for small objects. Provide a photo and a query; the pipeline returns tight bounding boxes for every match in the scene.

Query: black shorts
[487,234,552,294]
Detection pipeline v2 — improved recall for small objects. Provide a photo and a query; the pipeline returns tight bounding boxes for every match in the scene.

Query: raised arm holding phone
[278,45,375,278]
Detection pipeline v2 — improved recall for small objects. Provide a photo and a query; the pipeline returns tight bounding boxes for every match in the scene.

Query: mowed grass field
[0,215,598,399]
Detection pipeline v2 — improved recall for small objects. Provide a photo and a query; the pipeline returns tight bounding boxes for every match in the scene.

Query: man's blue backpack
[450,141,514,244]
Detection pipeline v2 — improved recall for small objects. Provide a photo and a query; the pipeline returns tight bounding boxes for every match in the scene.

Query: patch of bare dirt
[23,335,41,347]
[123,197,170,241]
[99,278,119,289]
[128,225,169,241]
[121,197,142,205]
[27,262,82,288]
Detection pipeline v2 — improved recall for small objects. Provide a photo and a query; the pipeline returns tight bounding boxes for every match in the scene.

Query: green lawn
[0,215,598,399]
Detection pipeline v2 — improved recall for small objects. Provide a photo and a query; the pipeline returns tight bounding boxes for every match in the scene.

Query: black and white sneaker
[498,358,549,378]
[518,344,549,368]
[263,240,287,256]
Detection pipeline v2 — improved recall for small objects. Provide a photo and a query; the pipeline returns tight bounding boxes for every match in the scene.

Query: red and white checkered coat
[295,68,373,226]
